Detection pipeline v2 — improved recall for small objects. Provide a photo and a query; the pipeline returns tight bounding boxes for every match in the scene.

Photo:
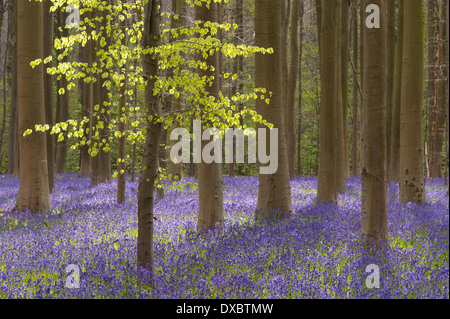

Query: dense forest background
[0,0,446,180]
[0,0,448,300]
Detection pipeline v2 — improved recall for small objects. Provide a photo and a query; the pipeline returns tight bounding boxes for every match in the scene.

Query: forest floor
[0,174,448,298]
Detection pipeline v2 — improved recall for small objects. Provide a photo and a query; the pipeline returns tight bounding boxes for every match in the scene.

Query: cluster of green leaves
[27,0,275,181]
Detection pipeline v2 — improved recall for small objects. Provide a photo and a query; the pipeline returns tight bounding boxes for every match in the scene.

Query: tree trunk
[351,0,359,176]
[427,0,438,179]
[446,0,449,194]
[14,0,50,212]
[389,0,404,181]
[98,4,111,184]
[79,7,92,177]
[288,0,300,178]
[255,0,293,219]
[91,8,100,187]
[399,0,426,205]
[361,0,388,246]
[43,1,55,193]
[228,0,244,177]
[55,9,70,175]
[117,19,127,204]
[137,0,161,274]
[7,0,18,175]
[317,0,338,204]
[168,0,187,181]
[430,1,447,179]
[195,2,225,232]
[335,0,346,193]
[131,58,138,183]
[385,0,395,178]
[341,0,350,179]
[296,1,304,176]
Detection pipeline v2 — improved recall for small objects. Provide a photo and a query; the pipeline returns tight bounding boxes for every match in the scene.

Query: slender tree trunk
[168,0,186,181]
[427,0,438,178]
[399,0,426,205]
[131,60,138,183]
[342,0,350,179]
[91,9,100,187]
[98,4,111,184]
[43,1,54,192]
[335,0,346,193]
[317,0,338,204]
[117,19,127,204]
[389,0,404,181]
[351,0,359,176]
[296,1,304,176]
[228,0,244,177]
[361,0,388,246]
[255,0,293,219]
[446,0,449,194]
[315,0,322,57]
[0,5,7,170]
[385,0,395,178]
[55,9,70,175]
[359,0,365,174]
[14,0,50,212]
[288,0,300,178]
[430,1,447,179]
[137,0,161,274]
[195,2,224,232]
[80,6,92,177]
[7,0,18,175]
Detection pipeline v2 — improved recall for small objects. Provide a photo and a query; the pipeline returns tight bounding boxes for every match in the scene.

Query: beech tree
[255,0,293,219]
[317,0,338,204]
[195,2,224,232]
[14,0,51,212]
[43,0,55,193]
[55,9,70,175]
[137,0,160,273]
[361,0,388,246]
[389,0,404,182]
[399,0,426,205]
[7,0,18,176]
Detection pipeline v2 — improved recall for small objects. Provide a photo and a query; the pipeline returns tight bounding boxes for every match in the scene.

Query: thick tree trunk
[361,0,388,246]
[14,0,50,212]
[399,0,426,205]
[255,0,293,219]
[389,0,404,182]
[195,2,224,232]
[137,0,161,274]
[317,1,338,204]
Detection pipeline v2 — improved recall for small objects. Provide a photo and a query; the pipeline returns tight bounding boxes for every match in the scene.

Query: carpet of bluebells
[0,174,448,299]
